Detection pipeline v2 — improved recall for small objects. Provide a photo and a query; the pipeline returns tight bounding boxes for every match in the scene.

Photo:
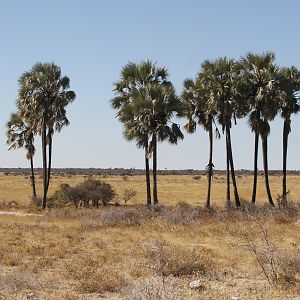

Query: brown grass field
[2,172,300,207]
[0,172,300,299]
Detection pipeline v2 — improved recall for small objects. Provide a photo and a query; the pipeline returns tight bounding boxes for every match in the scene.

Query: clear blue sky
[1,0,300,170]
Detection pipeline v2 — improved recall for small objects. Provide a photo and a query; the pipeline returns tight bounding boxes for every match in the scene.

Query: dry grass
[0,173,300,299]
[1,172,300,208]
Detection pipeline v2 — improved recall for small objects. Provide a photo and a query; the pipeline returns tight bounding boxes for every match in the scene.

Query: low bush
[65,256,126,294]
[122,188,137,205]
[124,276,184,300]
[143,240,213,277]
[0,272,39,294]
[48,179,116,208]
[236,219,300,288]
[100,206,146,227]
[153,204,202,225]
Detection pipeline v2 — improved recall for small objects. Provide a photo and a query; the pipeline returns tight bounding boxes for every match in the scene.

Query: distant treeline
[1,168,300,176]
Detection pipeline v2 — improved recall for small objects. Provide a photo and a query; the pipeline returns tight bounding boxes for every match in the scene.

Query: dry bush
[100,206,146,227]
[205,202,300,225]
[158,203,201,225]
[236,219,300,289]
[122,175,128,181]
[77,206,147,229]
[122,188,137,205]
[60,293,80,300]
[239,200,300,219]
[77,269,125,293]
[0,200,19,210]
[0,272,39,294]
[123,276,184,300]
[142,240,213,277]
[64,256,126,294]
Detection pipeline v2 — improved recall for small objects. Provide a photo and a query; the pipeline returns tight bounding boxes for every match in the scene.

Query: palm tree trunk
[282,119,289,207]
[252,130,259,204]
[206,120,213,208]
[152,132,158,205]
[41,119,48,209]
[226,124,240,207]
[46,135,52,193]
[145,144,151,206]
[30,156,37,202]
[226,139,231,206]
[262,136,275,206]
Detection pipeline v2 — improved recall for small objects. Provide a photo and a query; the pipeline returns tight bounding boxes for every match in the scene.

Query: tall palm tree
[6,112,37,201]
[120,104,152,206]
[181,77,220,208]
[200,58,241,207]
[240,53,281,206]
[17,63,76,209]
[278,66,300,206]
[112,61,183,205]
[46,110,70,194]
[112,61,168,205]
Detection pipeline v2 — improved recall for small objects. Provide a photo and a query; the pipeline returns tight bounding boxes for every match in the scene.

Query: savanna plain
[0,171,300,300]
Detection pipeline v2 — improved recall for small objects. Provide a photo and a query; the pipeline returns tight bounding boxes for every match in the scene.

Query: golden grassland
[0,173,300,299]
[1,172,300,207]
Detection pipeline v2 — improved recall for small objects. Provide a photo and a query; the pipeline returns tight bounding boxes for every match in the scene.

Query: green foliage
[111,60,184,150]
[6,112,35,160]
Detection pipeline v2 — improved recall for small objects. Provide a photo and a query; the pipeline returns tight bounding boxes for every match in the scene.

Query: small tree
[6,112,37,202]
[122,188,137,205]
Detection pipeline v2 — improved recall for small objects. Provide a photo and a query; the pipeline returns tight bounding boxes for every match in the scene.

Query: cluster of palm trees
[112,53,300,209]
[5,53,299,210]
[6,63,76,208]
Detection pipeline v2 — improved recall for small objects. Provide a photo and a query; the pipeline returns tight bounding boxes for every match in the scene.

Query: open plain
[0,172,299,299]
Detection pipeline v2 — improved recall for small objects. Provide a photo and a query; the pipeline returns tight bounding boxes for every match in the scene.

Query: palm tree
[112,61,183,205]
[240,53,281,206]
[17,63,76,209]
[112,61,168,205]
[181,77,220,208]
[199,58,241,207]
[148,85,184,204]
[45,110,70,194]
[278,66,300,206]
[121,108,152,206]
[6,112,37,201]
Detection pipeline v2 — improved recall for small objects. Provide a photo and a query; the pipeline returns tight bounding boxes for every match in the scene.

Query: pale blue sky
[1,0,300,170]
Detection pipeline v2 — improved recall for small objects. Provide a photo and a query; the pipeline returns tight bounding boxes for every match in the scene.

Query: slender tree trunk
[145,144,151,206]
[282,119,289,207]
[206,121,213,208]
[226,139,231,206]
[252,131,259,204]
[226,124,240,207]
[262,136,275,206]
[46,135,52,193]
[30,156,37,202]
[152,132,158,205]
[42,119,48,209]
